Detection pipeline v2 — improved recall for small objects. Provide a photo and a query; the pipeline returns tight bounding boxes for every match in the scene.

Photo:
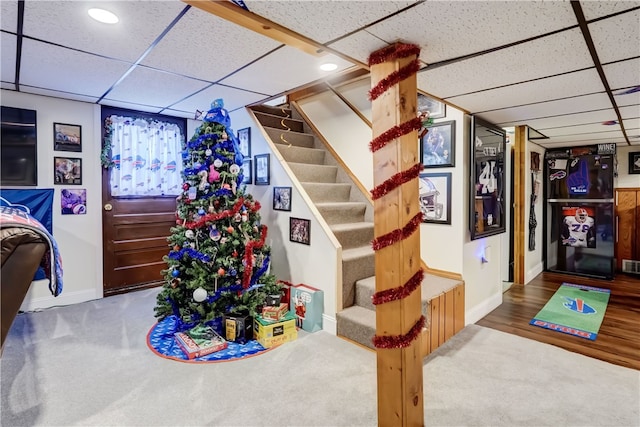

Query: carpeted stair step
[253,111,304,133]
[264,128,315,148]
[316,202,367,225]
[289,162,338,183]
[303,182,352,203]
[251,104,291,117]
[331,222,374,249]
[336,305,376,350]
[275,143,325,165]
[341,246,375,307]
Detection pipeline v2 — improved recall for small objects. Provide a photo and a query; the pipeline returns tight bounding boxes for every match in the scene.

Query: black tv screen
[1,106,38,186]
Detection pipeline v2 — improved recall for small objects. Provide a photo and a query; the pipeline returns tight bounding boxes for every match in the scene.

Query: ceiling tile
[99,99,163,114]
[619,104,640,119]
[141,7,282,82]
[1,33,16,83]
[540,129,624,144]
[542,136,629,149]
[418,28,593,98]
[220,46,356,95]
[18,86,99,104]
[20,39,131,97]
[447,68,602,114]
[169,84,268,117]
[589,9,640,64]
[22,0,188,62]
[519,108,619,130]
[244,1,417,44]
[580,1,640,20]
[368,1,576,64]
[328,31,389,65]
[486,93,612,126]
[605,58,640,91]
[541,122,622,137]
[105,66,211,108]
[1,82,16,91]
[623,118,640,133]
[1,0,17,32]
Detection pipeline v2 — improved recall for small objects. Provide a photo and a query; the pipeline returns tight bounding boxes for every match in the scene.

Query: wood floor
[477,271,640,371]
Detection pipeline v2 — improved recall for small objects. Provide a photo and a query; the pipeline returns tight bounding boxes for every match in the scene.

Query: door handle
[104,203,113,211]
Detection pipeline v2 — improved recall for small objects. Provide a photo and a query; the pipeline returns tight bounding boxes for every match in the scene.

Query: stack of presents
[175,283,323,359]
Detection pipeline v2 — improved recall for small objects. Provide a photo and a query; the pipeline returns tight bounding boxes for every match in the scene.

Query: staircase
[250,103,464,354]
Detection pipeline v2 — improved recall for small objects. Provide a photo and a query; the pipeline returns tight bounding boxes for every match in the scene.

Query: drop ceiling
[1,0,638,148]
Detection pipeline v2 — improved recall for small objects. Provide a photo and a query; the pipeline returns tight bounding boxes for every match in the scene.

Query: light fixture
[320,63,338,71]
[88,8,119,24]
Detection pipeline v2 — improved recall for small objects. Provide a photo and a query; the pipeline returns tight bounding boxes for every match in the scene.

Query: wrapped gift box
[290,284,324,332]
[223,312,253,344]
[261,303,288,322]
[254,311,297,348]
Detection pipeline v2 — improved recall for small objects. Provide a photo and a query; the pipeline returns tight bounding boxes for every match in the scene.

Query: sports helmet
[575,208,588,223]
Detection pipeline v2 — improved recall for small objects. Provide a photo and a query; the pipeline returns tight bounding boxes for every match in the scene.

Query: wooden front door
[101,168,176,295]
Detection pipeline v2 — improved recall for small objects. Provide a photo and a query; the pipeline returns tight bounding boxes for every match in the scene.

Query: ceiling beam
[183,0,328,57]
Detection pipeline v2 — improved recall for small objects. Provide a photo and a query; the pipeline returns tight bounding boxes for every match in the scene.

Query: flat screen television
[1,106,38,186]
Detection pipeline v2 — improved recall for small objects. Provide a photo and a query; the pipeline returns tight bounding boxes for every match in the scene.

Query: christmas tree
[154,99,280,332]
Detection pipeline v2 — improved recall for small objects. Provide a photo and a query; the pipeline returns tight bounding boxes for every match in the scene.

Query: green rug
[530,282,610,341]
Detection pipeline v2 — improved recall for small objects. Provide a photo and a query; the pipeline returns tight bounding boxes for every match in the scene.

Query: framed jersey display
[544,144,615,279]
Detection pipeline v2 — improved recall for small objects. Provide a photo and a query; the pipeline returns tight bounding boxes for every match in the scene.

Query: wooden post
[514,126,526,284]
[369,44,424,426]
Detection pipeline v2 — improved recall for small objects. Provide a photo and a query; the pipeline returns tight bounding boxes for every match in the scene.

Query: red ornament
[227,226,234,233]
[183,183,189,190]
[232,250,238,257]
[218,268,225,276]
[173,245,180,251]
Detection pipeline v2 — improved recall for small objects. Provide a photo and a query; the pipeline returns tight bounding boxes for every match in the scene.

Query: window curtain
[108,115,184,196]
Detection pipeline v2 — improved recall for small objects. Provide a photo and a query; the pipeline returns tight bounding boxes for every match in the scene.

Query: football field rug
[529,283,610,341]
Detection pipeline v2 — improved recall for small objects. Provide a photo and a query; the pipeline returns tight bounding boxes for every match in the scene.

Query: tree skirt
[147,315,273,363]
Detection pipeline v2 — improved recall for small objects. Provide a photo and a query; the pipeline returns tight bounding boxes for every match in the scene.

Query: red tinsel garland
[182,198,262,229]
[371,212,423,251]
[373,315,425,349]
[369,117,423,153]
[368,43,421,66]
[241,225,268,288]
[369,59,420,101]
[372,269,424,305]
[371,163,423,200]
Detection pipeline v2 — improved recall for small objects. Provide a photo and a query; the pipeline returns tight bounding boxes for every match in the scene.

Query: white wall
[2,90,103,310]
[229,109,340,334]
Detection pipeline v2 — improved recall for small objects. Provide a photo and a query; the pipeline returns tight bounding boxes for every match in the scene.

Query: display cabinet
[469,116,507,240]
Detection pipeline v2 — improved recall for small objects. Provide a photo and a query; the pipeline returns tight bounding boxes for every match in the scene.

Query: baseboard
[19,288,100,313]
[322,314,337,335]
[465,292,502,325]
[525,262,544,284]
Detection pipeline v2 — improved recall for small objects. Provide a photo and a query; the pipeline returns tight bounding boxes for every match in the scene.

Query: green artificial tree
[154,99,280,332]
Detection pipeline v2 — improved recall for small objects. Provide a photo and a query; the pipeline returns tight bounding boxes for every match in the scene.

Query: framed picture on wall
[254,154,270,185]
[629,151,640,174]
[61,188,87,215]
[419,172,451,224]
[420,120,455,168]
[54,156,82,185]
[53,122,82,152]
[238,127,251,158]
[273,186,292,211]
[290,217,310,245]
[417,93,446,119]
[241,159,252,184]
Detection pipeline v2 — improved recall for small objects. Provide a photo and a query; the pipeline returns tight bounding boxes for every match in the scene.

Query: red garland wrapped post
[368,42,424,425]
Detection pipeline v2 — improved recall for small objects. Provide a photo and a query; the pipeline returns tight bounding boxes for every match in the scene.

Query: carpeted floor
[1,288,638,426]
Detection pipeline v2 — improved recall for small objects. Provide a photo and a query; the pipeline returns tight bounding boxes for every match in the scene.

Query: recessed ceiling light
[320,63,338,71]
[88,8,119,24]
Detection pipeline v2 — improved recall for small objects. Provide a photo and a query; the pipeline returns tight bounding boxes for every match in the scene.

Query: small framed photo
[241,159,252,184]
[629,151,640,174]
[418,93,446,120]
[254,154,270,185]
[238,127,251,158]
[61,188,87,215]
[53,122,82,152]
[290,217,310,245]
[420,120,455,168]
[273,186,292,211]
[54,156,82,185]
[419,172,452,225]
